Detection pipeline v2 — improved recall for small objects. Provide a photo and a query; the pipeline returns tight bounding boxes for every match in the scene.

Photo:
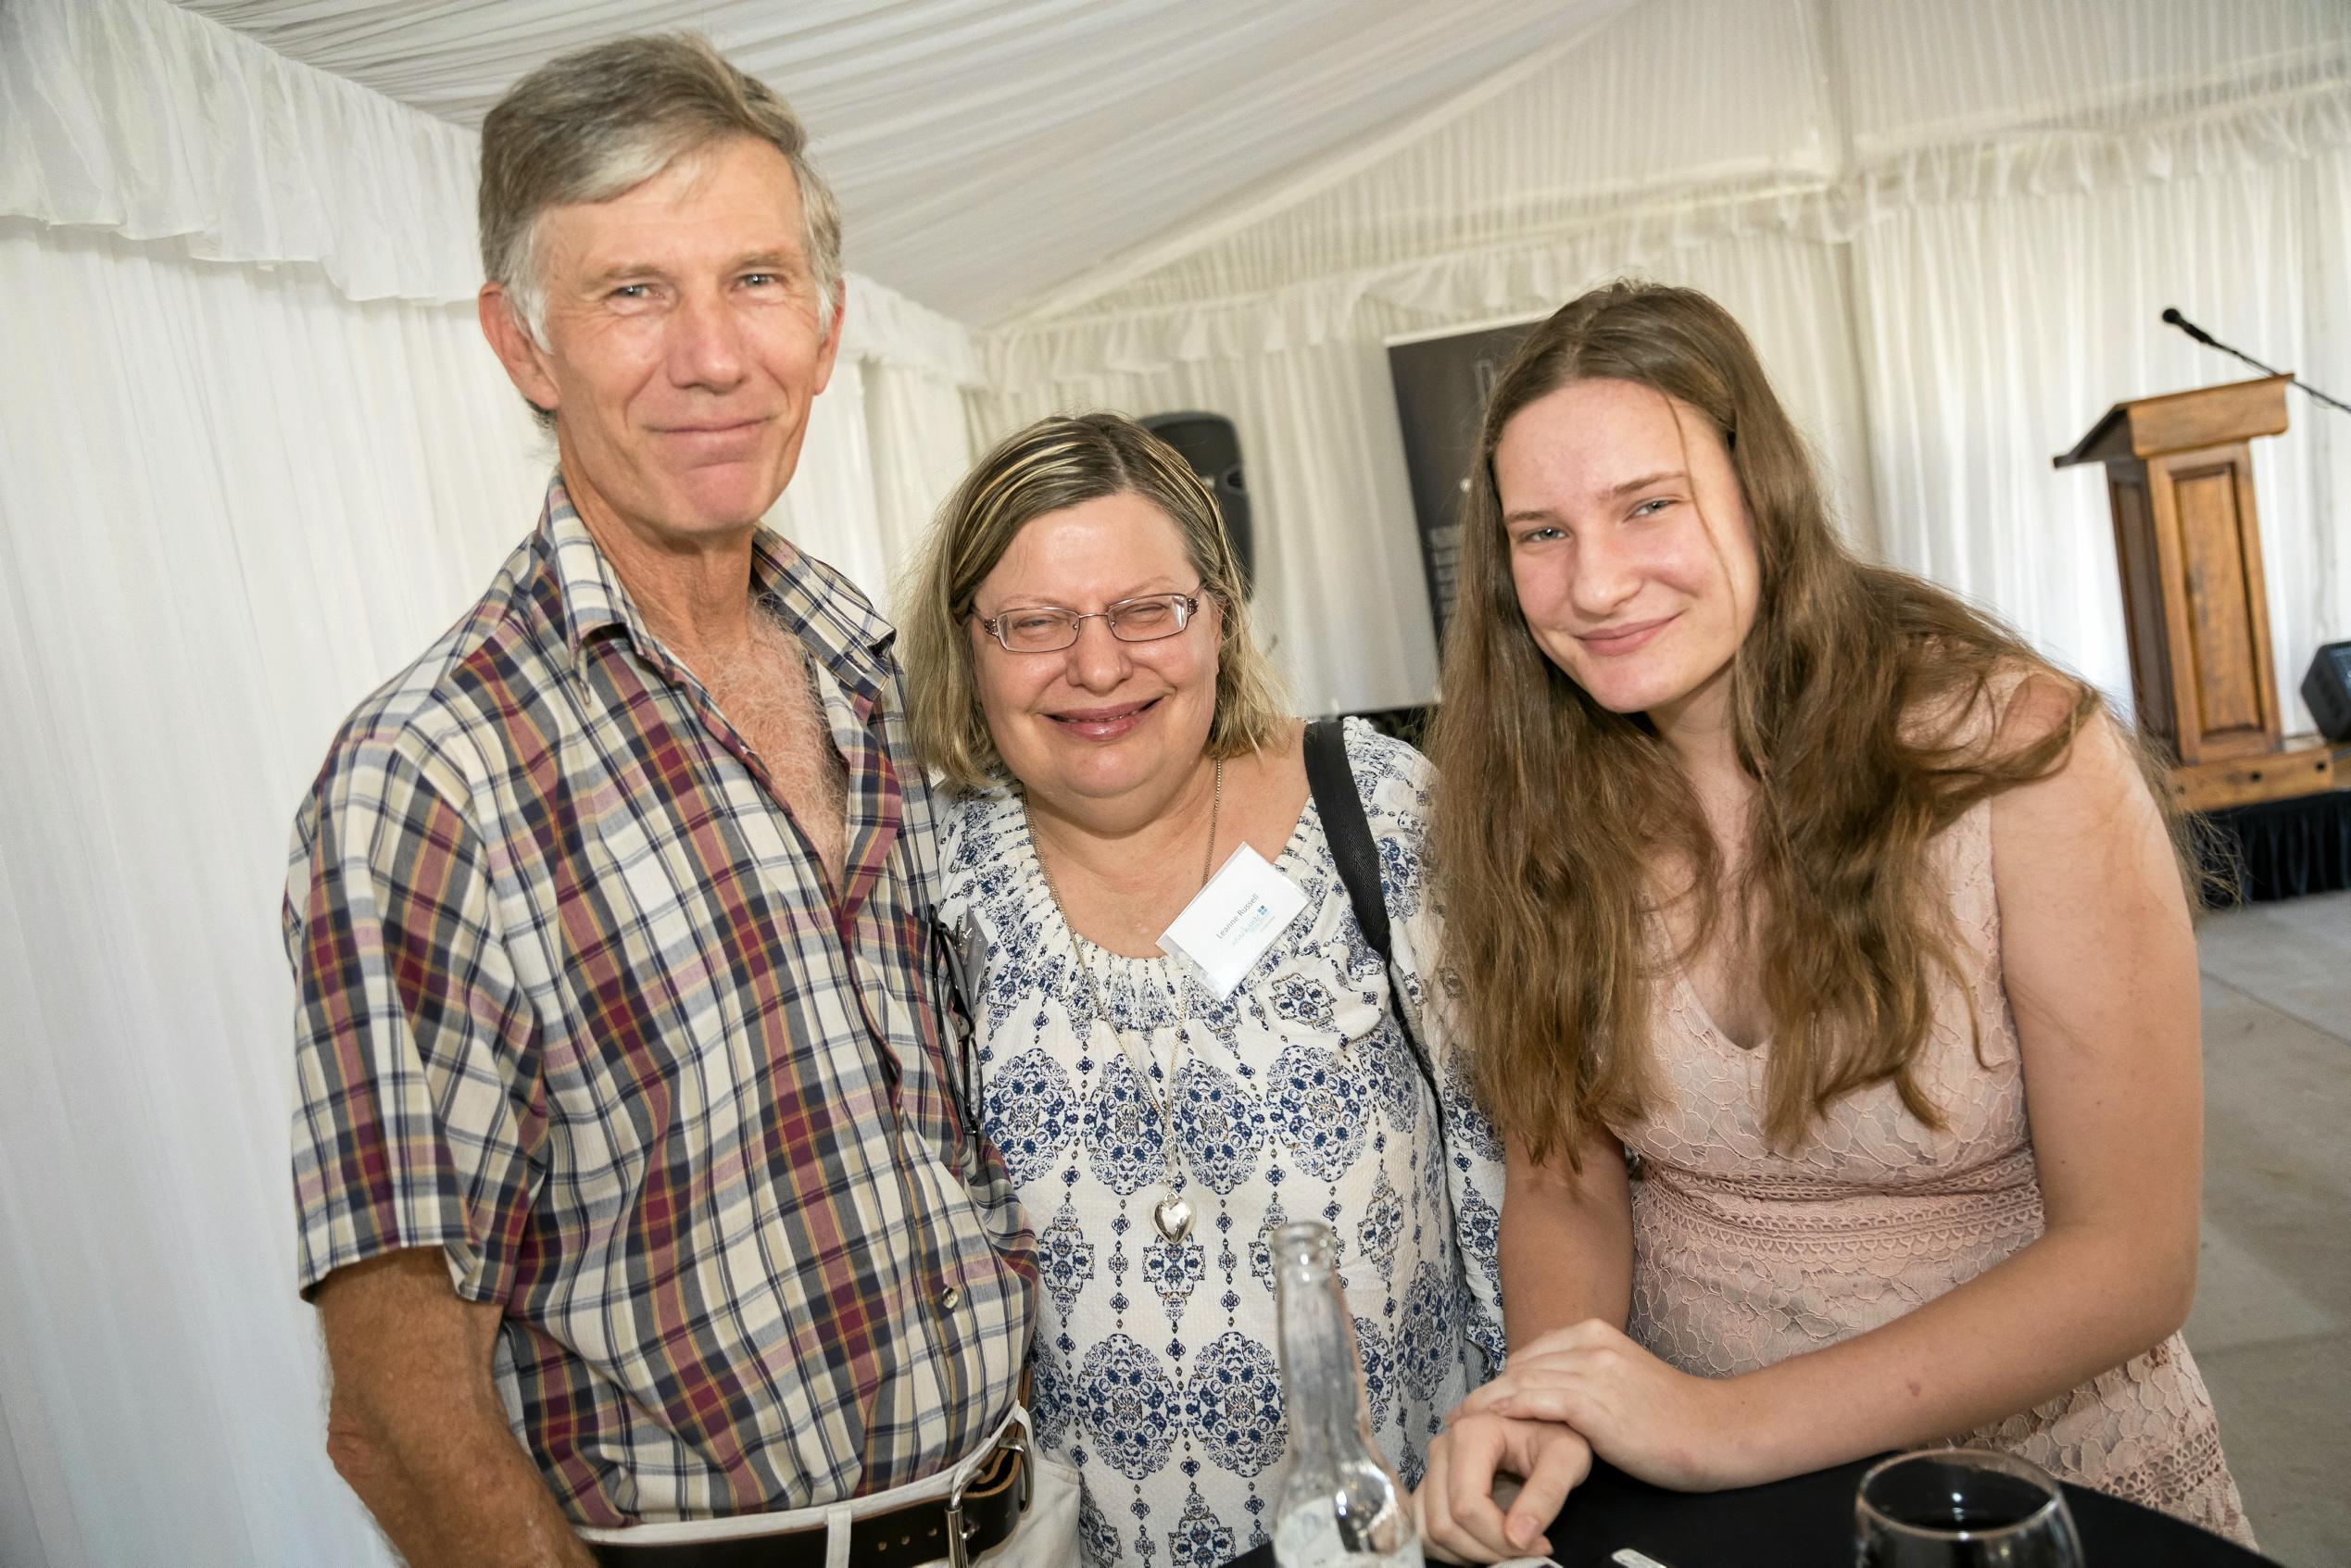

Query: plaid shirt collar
[540,473,898,720]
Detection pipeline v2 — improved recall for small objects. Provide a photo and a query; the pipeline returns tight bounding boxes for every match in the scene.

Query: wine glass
[1854,1448,2084,1567]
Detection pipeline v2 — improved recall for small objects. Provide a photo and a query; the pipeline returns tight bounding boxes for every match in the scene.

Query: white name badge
[1158,843,1308,999]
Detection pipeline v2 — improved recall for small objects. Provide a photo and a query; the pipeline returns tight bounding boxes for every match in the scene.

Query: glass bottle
[1270,1221,1423,1567]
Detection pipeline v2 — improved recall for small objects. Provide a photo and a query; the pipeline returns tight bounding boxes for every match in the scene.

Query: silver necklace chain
[1024,758,1224,1241]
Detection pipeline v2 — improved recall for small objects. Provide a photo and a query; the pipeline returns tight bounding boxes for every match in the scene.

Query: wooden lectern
[2055,374,2332,811]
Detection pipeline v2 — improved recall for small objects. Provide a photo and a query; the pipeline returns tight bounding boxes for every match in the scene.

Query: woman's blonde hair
[1427,281,2119,1162]
[904,412,1288,791]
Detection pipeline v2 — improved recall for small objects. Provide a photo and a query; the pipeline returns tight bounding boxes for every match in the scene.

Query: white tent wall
[167,0,1642,326]
[0,0,987,596]
[0,3,982,1563]
[979,0,2351,722]
[0,220,522,1568]
[973,230,1873,719]
[1854,148,2351,711]
[0,1408,45,1568]
[1000,0,1842,320]
[2,0,2349,1562]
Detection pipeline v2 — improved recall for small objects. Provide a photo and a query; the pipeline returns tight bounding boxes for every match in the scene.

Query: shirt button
[938,1285,962,1311]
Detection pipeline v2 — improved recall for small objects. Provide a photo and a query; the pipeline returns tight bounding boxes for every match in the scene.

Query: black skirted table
[2202,786,2351,902]
[1221,1456,2274,1567]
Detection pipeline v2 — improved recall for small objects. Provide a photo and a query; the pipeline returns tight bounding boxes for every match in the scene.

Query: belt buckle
[944,1499,977,1568]
[945,1425,1027,1568]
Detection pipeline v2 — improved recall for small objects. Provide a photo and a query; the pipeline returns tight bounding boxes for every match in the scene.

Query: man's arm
[318,1249,597,1568]
[288,734,578,1561]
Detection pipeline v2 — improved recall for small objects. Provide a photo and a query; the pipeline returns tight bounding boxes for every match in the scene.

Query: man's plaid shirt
[285,476,1034,1526]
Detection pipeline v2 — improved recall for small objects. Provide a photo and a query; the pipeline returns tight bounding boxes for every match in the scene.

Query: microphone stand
[2162,307,2351,418]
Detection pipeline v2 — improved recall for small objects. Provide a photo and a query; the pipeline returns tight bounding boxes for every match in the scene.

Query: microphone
[2161,307,2219,347]
[2158,308,2351,417]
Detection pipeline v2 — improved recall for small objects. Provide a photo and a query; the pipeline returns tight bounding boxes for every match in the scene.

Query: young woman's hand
[1415,1411,1591,1562]
[1451,1319,1759,1492]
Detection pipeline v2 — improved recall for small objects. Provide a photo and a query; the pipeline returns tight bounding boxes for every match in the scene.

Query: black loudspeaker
[1140,411,1253,598]
[2304,641,2351,742]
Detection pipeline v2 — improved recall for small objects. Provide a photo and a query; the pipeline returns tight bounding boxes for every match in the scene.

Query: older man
[284,36,1051,1568]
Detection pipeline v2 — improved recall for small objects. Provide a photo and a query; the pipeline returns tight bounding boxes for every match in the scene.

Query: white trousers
[969,1444,1079,1568]
[573,1410,1079,1568]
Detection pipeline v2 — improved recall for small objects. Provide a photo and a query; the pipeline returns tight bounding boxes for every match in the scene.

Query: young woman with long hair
[1412,282,2252,1561]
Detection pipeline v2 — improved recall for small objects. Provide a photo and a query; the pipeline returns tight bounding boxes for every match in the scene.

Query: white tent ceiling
[172,0,1641,325]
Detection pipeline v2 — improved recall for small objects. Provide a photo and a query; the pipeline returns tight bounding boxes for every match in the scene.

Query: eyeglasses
[974,591,1206,653]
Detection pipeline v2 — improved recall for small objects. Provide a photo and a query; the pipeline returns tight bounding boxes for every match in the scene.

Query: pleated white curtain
[6,0,2351,1562]
[1019,0,1840,319]
[1050,0,2351,315]
[974,232,1874,717]
[1,1405,40,1568]
[0,4,985,1565]
[1852,149,2351,717]
[0,0,481,303]
[0,0,987,596]
[830,282,996,608]
[866,360,987,603]
[982,0,2351,721]
[0,219,531,1568]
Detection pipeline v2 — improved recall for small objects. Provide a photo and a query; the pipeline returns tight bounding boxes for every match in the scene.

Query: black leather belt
[589,1438,1026,1568]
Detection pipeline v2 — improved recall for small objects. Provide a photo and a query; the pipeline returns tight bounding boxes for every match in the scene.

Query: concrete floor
[2185,888,2351,1566]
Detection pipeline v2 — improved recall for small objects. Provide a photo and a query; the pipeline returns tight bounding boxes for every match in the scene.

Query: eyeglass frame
[971,588,1212,653]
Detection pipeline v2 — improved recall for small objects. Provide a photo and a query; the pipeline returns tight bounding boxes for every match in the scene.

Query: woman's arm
[1460,702,2206,1490]
[1500,1123,1635,1346]
[1416,1125,1633,1562]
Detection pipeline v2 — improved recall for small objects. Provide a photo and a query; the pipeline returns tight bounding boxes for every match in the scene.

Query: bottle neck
[1274,1246,1376,1468]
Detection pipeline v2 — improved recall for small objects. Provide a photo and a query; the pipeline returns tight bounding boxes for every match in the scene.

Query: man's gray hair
[480,33,844,375]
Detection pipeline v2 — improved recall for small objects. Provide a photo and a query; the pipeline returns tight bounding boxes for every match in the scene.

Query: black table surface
[1222,1456,2275,1566]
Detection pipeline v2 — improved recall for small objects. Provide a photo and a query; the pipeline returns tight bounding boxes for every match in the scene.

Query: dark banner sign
[1386,317,1538,646]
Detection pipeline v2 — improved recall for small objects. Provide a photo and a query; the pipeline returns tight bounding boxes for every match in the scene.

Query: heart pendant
[1152,1191,1195,1243]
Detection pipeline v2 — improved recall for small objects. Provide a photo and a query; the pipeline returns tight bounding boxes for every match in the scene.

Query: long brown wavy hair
[1428,281,2113,1163]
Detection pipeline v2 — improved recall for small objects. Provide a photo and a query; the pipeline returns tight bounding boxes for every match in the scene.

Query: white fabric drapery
[0,0,480,304]
[979,0,2351,723]
[974,231,1872,717]
[0,5,983,1565]
[6,2,2351,1565]
[1853,148,2350,716]
[0,218,541,1568]
[171,0,1645,324]
[3,0,1031,383]
[864,360,986,599]
[1036,0,2351,318]
[0,0,993,579]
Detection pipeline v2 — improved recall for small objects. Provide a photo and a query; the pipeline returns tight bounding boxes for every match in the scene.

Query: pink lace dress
[1620,799,2254,1545]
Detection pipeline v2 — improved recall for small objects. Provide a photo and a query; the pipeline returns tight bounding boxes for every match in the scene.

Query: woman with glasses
[902,412,1506,1567]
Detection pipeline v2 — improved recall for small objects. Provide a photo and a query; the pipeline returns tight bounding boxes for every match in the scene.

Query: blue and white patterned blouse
[938,721,1506,1567]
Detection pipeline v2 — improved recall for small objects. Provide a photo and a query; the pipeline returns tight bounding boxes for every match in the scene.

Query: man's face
[486,135,843,550]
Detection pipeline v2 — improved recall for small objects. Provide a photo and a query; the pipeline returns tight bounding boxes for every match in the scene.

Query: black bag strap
[1305,718,1390,960]
[1303,718,1444,1128]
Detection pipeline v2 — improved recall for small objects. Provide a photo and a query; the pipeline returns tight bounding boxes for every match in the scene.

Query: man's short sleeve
[284,729,540,1303]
